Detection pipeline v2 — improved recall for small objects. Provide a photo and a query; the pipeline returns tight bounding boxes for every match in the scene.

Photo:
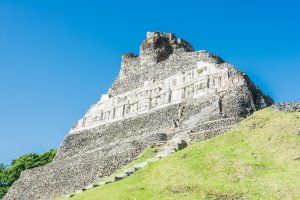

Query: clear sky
[0,0,299,165]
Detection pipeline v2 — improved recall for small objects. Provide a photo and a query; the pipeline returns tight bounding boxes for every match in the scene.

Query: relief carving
[71,62,237,132]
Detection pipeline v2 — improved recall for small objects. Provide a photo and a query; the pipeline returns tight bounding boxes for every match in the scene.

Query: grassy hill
[66,108,300,200]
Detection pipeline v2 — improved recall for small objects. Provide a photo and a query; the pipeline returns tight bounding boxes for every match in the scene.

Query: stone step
[191,117,242,132]
[133,161,148,170]
[115,172,128,181]
[62,138,189,199]
[190,126,234,141]
[93,181,106,187]
[124,168,136,175]
[82,184,93,191]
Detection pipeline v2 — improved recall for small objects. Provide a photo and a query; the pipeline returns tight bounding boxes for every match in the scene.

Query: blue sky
[0,0,299,165]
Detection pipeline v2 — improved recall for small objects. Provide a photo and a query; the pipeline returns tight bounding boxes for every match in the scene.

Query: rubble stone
[271,103,300,112]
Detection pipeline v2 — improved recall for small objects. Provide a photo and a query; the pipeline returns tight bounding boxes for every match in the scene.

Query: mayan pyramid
[4,32,273,200]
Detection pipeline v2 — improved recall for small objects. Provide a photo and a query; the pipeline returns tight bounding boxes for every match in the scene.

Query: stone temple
[4,32,273,199]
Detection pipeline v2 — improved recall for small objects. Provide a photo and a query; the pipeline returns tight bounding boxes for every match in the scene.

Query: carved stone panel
[71,62,234,132]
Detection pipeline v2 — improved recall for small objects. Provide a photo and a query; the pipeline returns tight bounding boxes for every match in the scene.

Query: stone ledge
[271,103,300,112]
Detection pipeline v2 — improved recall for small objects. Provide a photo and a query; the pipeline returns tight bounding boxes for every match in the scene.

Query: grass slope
[69,108,300,200]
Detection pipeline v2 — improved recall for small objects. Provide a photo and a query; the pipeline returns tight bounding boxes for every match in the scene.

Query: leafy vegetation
[68,108,300,200]
[0,149,57,198]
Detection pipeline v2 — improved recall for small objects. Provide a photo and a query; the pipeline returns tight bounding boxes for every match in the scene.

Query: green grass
[99,147,158,182]
[56,147,158,200]
[68,108,300,200]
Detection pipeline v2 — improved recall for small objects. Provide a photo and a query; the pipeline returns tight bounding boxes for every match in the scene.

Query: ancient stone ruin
[4,32,273,200]
[271,102,300,112]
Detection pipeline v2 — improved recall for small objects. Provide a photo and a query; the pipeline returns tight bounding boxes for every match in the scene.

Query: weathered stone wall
[4,32,273,200]
[110,50,225,97]
[271,102,300,112]
[56,105,181,161]
[4,106,182,200]
[70,60,240,133]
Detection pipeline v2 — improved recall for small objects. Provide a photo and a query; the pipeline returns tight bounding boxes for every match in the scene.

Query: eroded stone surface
[3,32,273,200]
[272,103,300,112]
[70,61,235,133]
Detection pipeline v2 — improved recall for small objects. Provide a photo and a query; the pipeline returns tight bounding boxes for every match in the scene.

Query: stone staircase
[62,138,188,199]
[62,117,242,199]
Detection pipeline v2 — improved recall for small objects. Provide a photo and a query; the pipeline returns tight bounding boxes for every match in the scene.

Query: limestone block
[138,99,150,112]
[147,157,160,162]
[115,172,128,180]
[115,106,124,119]
[124,168,136,175]
[133,162,148,170]
[106,177,116,183]
[171,89,184,104]
[82,184,93,191]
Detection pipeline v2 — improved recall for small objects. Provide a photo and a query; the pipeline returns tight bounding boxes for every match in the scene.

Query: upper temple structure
[4,32,273,200]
